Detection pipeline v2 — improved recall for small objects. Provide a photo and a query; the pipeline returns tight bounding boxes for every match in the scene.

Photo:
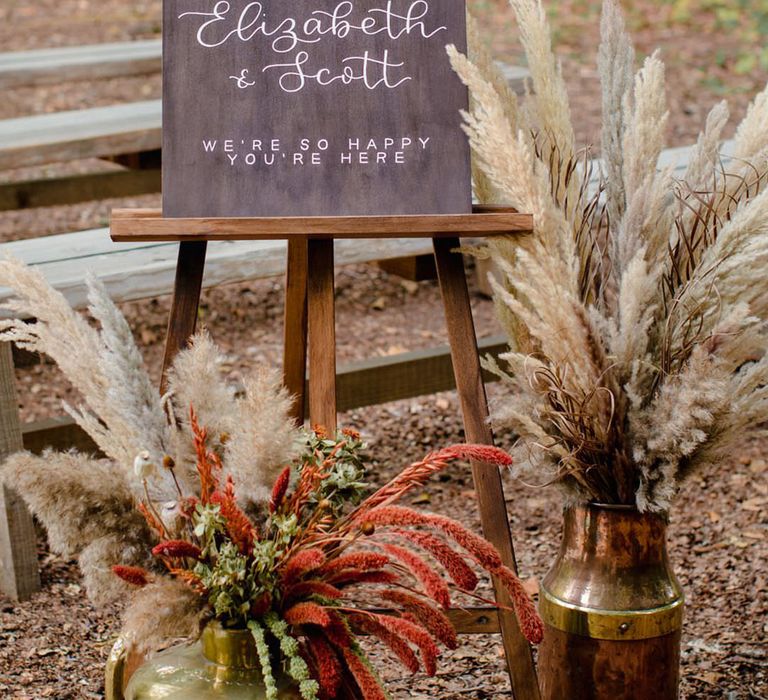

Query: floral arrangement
[448,0,768,511]
[0,257,541,699]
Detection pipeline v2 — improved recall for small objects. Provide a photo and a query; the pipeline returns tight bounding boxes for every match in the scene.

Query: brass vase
[538,503,684,700]
[105,622,302,700]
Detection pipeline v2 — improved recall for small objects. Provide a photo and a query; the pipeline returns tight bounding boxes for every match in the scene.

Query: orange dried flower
[270,466,292,513]
[210,476,257,555]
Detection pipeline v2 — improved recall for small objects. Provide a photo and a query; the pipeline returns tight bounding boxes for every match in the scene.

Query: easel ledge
[110,205,532,241]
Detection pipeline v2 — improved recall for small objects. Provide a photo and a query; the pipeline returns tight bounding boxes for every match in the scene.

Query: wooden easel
[110,206,540,700]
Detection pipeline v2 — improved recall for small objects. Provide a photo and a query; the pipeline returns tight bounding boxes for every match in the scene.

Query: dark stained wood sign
[162,1,471,217]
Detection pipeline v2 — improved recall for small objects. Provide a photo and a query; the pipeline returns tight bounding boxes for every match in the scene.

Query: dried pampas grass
[121,578,206,656]
[0,256,302,602]
[453,0,768,511]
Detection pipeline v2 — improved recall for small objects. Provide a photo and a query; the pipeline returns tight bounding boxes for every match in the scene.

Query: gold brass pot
[106,622,301,700]
[538,503,684,699]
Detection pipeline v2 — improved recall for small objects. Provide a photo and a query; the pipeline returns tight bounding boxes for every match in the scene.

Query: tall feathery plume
[617,51,669,273]
[598,0,635,227]
[224,366,302,506]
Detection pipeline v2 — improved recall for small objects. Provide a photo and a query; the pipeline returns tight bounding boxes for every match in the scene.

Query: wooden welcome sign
[162,0,471,216]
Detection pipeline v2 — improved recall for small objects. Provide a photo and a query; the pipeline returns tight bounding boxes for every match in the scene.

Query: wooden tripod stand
[110,206,540,699]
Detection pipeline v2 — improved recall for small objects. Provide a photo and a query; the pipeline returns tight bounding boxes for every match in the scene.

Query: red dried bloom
[316,552,389,577]
[348,613,420,674]
[363,506,544,644]
[357,612,440,676]
[324,610,354,648]
[284,602,332,628]
[493,567,545,644]
[112,565,150,587]
[284,580,343,604]
[364,507,502,570]
[391,529,478,591]
[381,543,451,609]
[152,540,202,560]
[354,444,512,515]
[438,444,513,467]
[270,466,292,513]
[281,548,326,585]
[380,590,458,650]
[210,476,257,555]
[341,427,361,440]
[305,633,342,700]
[340,646,389,700]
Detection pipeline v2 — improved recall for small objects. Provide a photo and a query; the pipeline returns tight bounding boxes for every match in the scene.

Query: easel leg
[160,241,208,392]
[283,239,309,425]
[306,239,337,433]
[0,342,40,600]
[433,237,540,700]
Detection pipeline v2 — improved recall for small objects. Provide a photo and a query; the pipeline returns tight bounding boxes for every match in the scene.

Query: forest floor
[0,1,766,698]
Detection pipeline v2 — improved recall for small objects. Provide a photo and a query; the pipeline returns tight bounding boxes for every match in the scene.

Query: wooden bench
[0,40,162,90]
[0,228,440,317]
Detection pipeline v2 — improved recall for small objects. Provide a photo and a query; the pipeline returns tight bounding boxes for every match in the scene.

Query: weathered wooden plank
[0,233,436,318]
[0,101,161,170]
[19,335,508,455]
[0,40,161,90]
[110,208,532,241]
[21,415,99,455]
[0,168,160,212]
[0,343,40,600]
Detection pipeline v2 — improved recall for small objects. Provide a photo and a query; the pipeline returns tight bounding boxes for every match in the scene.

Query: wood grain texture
[433,237,540,700]
[0,343,40,600]
[283,239,309,425]
[162,0,470,217]
[110,208,532,240]
[307,239,337,432]
[160,241,208,391]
